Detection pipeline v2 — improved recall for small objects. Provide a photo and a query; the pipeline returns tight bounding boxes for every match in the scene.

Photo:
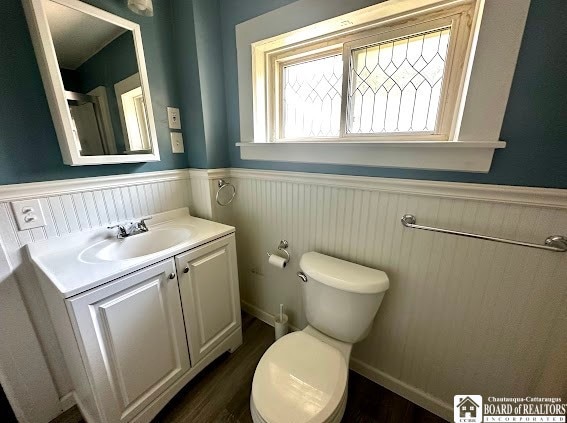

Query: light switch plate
[167,107,181,129]
[170,132,184,153]
[11,199,46,230]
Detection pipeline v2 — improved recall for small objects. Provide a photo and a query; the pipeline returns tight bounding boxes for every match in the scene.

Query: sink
[79,228,192,262]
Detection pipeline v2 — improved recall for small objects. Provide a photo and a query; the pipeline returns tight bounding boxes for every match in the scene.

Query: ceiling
[44,0,128,70]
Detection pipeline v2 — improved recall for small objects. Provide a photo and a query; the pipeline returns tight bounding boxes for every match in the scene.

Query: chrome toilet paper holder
[266,240,290,264]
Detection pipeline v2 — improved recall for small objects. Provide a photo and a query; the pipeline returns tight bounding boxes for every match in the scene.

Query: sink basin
[79,228,192,262]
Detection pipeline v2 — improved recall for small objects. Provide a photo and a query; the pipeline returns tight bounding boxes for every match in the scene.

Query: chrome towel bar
[401,214,567,252]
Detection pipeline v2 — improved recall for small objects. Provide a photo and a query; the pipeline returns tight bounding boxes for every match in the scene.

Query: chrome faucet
[108,217,152,239]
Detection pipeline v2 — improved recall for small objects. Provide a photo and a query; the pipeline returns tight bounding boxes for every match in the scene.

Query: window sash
[268,4,473,142]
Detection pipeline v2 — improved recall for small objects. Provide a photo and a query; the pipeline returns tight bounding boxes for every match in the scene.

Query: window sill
[237,141,506,172]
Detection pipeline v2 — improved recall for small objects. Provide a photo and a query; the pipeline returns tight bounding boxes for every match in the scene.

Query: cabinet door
[176,235,241,364]
[68,259,189,422]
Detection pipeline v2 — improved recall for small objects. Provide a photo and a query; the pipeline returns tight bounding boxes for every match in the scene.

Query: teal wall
[1,0,565,188]
[171,0,207,169]
[0,0,188,185]
[171,0,229,169]
[220,0,567,188]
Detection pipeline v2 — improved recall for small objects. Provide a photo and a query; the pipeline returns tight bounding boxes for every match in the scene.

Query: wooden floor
[53,313,447,423]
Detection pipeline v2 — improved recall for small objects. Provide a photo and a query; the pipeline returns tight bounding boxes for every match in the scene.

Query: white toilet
[250,252,389,423]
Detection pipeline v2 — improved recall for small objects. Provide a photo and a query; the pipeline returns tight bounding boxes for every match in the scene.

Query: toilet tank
[299,252,389,343]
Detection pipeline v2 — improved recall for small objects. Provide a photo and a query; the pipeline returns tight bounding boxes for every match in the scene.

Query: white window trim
[236,0,531,172]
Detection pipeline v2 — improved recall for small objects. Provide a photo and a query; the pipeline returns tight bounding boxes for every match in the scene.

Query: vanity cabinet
[35,230,242,423]
[68,259,189,422]
[176,235,241,364]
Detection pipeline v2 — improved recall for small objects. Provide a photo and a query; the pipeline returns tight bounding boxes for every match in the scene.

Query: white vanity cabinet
[67,259,189,422]
[176,235,241,364]
[33,222,242,423]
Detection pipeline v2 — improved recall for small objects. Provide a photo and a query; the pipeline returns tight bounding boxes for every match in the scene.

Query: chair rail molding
[0,169,191,202]
[203,168,567,209]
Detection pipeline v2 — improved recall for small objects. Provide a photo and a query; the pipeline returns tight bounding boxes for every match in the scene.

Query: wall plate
[170,132,184,153]
[167,107,181,130]
[11,199,46,230]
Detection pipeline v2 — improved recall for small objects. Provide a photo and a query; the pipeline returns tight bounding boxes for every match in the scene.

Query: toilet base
[250,384,348,423]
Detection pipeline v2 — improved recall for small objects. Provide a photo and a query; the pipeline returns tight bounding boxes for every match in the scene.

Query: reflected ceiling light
[128,0,153,17]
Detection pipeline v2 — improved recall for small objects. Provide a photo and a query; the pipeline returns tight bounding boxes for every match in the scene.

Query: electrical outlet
[11,199,46,230]
[170,132,184,153]
[167,107,181,129]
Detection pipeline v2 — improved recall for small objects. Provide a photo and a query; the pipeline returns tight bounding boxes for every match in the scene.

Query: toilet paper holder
[266,240,290,264]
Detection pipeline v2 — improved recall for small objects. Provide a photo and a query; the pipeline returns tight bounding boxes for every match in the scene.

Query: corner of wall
[172,0,230,170]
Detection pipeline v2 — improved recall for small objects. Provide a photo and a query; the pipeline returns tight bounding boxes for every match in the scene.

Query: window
[238,0,528,171]
[267,4,473,142]
[347,27,451,135]
[282,55,343,138]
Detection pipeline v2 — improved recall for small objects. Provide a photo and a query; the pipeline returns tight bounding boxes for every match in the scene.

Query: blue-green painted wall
[170,0,208,169]
[0,0,188,185]
[171,0,229,169]
[220,0,567,188]
[1,0,565,188]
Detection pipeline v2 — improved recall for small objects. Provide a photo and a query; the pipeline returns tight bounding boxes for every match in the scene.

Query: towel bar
[401,214,567,252]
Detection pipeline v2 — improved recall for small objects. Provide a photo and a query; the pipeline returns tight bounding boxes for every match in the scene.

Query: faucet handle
[107,224,127,238]
[139,216,153,231]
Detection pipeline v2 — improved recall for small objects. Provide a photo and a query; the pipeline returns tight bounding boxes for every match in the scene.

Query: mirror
[23,0,160,165]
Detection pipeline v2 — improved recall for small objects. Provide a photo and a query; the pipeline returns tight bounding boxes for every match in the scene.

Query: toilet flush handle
[297,271,308,283]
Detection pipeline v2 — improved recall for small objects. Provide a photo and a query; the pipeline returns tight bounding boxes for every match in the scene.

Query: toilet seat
[251,331,348,423]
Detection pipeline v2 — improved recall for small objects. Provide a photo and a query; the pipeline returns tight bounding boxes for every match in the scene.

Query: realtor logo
[454,395,483,423]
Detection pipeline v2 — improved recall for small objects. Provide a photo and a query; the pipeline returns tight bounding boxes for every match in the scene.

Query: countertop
[27,209,235,298]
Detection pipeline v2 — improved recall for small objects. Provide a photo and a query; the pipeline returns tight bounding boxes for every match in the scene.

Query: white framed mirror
[22,0,160,165]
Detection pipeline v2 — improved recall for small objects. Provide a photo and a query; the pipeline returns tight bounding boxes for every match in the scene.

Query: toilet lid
[252,331,348,423]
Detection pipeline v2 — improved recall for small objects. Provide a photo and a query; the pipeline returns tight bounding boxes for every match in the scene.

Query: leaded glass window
[348,27,451,134]
[282,55,343,138]
[268,5,472,142]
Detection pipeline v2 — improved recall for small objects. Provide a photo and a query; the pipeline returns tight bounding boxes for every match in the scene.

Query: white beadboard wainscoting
[206,169,567,421]
[0,170,193,423]
[1,168,566,422]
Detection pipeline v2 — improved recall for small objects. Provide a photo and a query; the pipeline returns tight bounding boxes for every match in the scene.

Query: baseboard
[241,301,276,327]
[242,301,452,422]
[349,358,452,421]
[59,391,76,412]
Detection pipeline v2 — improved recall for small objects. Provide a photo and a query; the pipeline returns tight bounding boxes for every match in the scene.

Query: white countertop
[27,209,235,298]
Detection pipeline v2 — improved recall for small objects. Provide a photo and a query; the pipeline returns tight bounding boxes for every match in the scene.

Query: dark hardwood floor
[52,313,447,423]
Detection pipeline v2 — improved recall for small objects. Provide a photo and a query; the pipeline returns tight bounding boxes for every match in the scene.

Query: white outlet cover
[170,132,184,153]
[11,199,46,230]
[167,107,181,130]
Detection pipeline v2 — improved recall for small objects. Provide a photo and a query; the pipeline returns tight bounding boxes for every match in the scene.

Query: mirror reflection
[45,0,153,156]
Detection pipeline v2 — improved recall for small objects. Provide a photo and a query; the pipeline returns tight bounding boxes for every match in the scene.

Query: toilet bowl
[250,252,389,423]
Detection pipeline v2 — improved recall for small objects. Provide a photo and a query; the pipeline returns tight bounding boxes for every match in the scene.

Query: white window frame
[236,0,531,172]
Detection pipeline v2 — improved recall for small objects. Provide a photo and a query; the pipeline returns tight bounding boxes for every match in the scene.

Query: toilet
[250,252,389,423]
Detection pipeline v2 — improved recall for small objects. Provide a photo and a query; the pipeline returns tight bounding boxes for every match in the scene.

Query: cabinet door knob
[169,273,176,279]
[183,267,189,273]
